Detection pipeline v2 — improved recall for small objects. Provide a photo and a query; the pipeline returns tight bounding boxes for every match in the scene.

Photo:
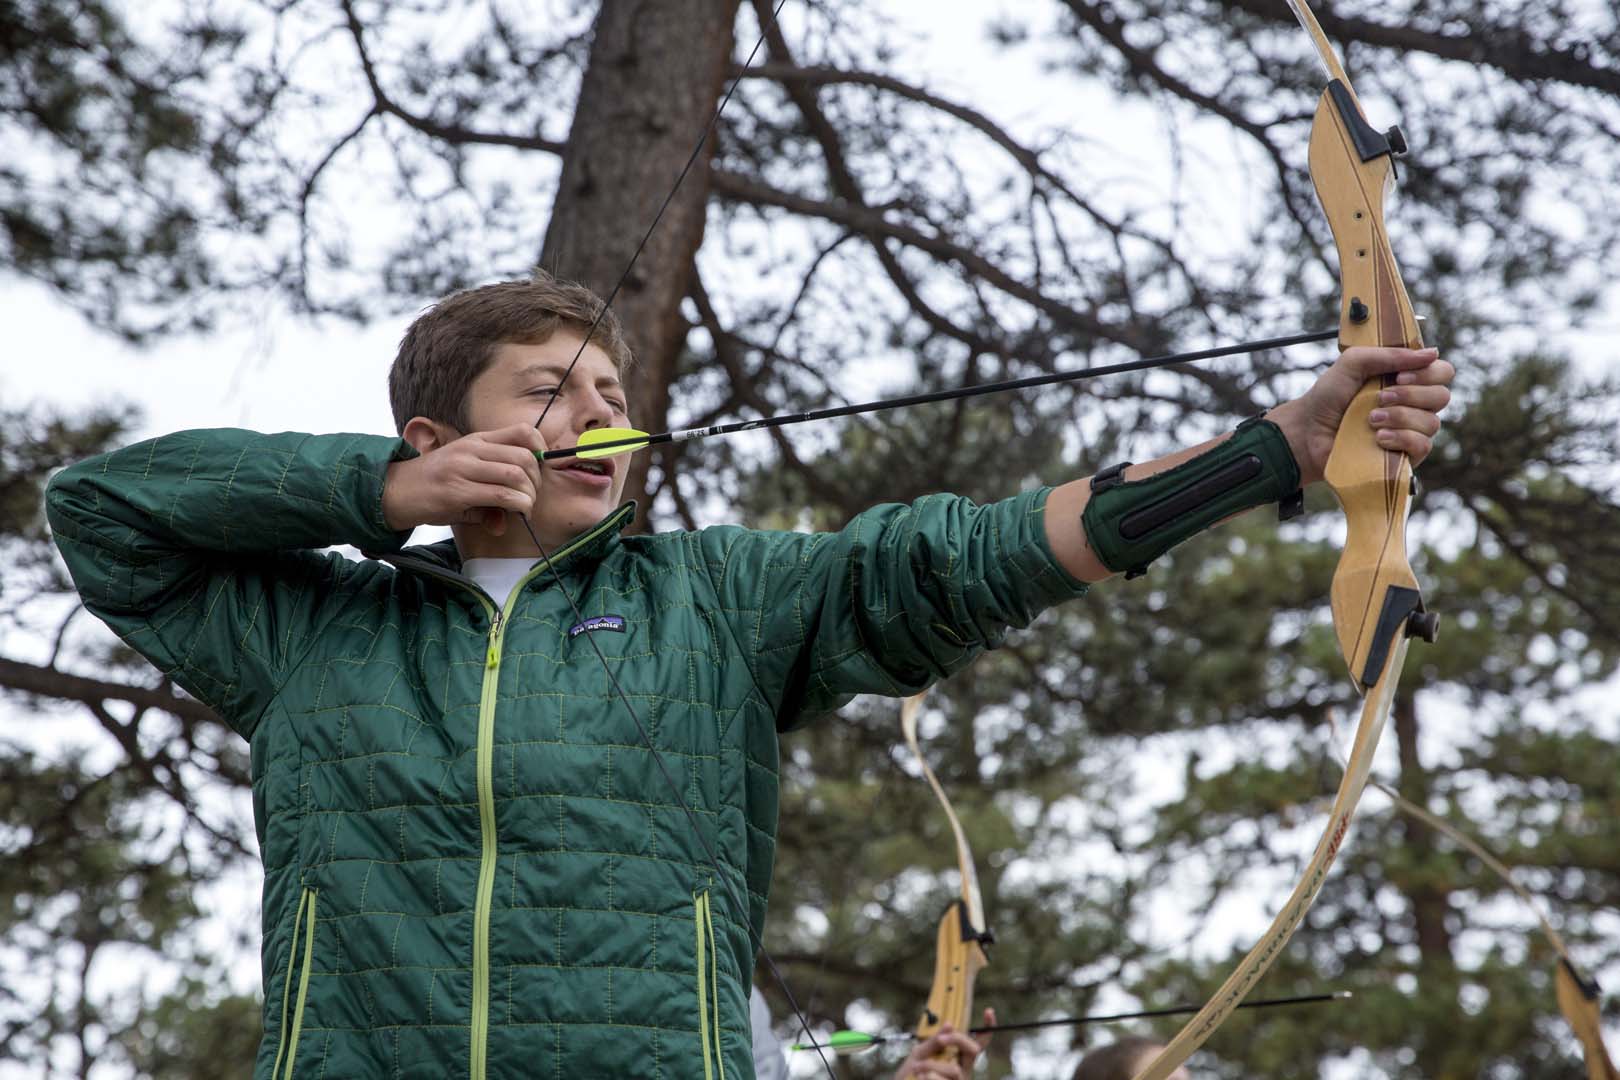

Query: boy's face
[462,330,631,551]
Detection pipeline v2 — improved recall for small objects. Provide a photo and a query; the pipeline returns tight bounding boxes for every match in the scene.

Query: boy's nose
[576,392,614,427]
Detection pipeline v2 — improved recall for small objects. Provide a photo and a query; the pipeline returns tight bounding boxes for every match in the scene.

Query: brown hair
[1073,1037,1166,1080]
[388,271,634,433]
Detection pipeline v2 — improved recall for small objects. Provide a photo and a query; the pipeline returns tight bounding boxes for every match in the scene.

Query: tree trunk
[1393,689,1455,1078]
[1393,691,1451,960]
[540,0,742,530]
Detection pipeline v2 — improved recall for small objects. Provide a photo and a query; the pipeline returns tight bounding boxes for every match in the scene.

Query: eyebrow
[511,363,622,390]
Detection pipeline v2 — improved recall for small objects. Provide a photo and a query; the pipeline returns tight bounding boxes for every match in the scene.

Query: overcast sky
[3,282,405,439]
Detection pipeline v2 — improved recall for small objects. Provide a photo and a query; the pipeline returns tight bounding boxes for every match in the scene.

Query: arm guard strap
[1081,416,1303,579]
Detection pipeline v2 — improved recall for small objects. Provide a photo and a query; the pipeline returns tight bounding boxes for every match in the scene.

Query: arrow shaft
[541,328,1337,460]
[968,991,1349,1035]
[791,990,1348,1052]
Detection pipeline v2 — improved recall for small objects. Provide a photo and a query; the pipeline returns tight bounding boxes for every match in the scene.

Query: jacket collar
[371,501,638,585]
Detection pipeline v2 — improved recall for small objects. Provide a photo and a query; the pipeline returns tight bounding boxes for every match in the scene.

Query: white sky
[0,286,405,438]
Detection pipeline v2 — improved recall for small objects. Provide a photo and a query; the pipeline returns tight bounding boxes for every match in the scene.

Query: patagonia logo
[568,615,627,638]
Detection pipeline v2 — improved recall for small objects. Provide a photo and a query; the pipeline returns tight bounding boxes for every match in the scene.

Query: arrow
[538,328,1338,462]
[790,990,1352,1055]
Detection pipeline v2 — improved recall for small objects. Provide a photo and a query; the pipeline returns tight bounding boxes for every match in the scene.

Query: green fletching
[790,1030,882,1054]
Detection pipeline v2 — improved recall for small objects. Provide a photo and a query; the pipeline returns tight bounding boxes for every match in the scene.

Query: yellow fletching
[558,427,648,460]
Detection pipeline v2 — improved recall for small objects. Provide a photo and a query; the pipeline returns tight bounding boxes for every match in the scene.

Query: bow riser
[902,692,993,1065]
[1307,87,1424,354]
[1324,421,1422,692]
[1309,80,1435,692]
[915,898,991,1063]
[1556,960,1620,1080]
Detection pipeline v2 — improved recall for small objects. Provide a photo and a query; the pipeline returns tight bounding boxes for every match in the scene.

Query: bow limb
[1361,777,1619,1079]
[1129,4,1438,1076]
[1125,649,1408,1080]
[902,691,994,1064]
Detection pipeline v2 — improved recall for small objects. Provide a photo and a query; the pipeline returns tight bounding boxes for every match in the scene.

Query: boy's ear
[401,416,460,455]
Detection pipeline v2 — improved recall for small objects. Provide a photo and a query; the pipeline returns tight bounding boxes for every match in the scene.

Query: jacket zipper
[408,513,625,1080]
[469,602,505,1080]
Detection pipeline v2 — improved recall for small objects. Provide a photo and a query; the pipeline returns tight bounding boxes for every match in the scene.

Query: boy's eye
[525,386,625,412]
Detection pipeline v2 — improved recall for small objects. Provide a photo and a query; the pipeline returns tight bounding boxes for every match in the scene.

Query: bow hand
[893,1011,994,1080]
[1268,346,1452,487]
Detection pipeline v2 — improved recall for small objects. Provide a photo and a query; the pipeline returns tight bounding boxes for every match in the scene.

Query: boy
[47,273,1451,1078]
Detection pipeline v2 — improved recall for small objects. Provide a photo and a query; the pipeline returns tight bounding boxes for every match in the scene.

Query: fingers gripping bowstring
[517,3,837,1076]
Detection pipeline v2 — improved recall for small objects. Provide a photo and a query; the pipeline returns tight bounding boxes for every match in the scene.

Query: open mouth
[556,458,615,479]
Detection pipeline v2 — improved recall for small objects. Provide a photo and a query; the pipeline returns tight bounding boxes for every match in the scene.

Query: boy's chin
[555,489,618,520]
[531,495,618,543]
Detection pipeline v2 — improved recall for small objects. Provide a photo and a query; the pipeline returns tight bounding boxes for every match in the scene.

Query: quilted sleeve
[45,429,417,738]
[700,487,1089,726]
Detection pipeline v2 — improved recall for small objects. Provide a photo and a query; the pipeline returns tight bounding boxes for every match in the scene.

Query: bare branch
[0,656,220,728]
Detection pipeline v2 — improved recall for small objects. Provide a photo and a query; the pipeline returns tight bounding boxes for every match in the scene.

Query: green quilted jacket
[46,429,1087,1079]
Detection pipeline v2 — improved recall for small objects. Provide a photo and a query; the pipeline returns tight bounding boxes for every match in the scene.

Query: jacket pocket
[270,886,319,1080]
[692,888,727,1080]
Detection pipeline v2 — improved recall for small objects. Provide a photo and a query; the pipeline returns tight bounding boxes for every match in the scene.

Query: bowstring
[532,0,785,429]
[519,2,837,1076]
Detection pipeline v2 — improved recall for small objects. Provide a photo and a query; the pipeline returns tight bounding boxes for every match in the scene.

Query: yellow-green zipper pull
[487,612,503,668]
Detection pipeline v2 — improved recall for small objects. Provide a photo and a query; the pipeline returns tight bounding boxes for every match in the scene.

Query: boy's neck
[452,502,626,562]
[451,523,548,562]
